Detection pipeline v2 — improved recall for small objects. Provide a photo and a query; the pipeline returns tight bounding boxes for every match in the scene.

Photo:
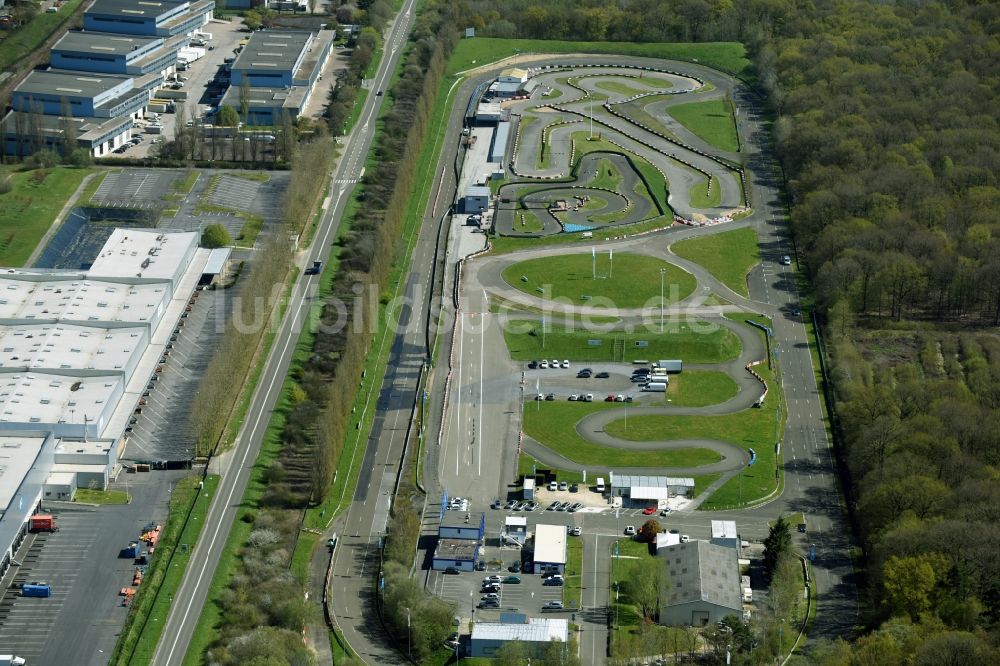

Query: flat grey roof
[232,30,312,73]
[440,510,483,529]
[0,111,131,144]
[15,70,131,99]
[54,31,160,56]
[434,538,478,561]
[220,85,306,110]
[87,0,183,18]
[611,474,695,489]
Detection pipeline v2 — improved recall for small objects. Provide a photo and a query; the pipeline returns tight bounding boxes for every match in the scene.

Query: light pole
[406,606,411,659]
[659,268,667,333]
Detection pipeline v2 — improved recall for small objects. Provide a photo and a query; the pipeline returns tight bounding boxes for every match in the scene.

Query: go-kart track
[493,63,747,236]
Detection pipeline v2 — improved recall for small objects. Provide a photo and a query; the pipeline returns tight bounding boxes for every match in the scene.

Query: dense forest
[464,0,1000,662]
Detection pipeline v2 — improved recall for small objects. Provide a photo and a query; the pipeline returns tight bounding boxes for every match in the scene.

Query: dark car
[570,483,579,493]
[376,90,384,96]
[543,576,564,586]
[596,372,610,378]
[475,561,487,571]
[477,599,499,609]
[528,360,538,369]
[444,567,461,575]
[508,562,521,573]
[576,370,592,378]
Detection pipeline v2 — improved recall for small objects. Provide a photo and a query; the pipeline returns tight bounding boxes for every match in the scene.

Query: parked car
[558,481,568,491]
[504,575,521,584]
[543,601,565,610]
[543,576,564,586]
[570,483,579,493]
[583,394,594,402]
[576,370,592,378]
[528,360,538,369]
[605,395,616,402]
[444,567,461,575]
[481,593,500,601]
[540,360,549,369]
[568,394,579,401]
[615,394,625,402]
[561,360,570,368]
[526,501,538,511]
[508,562,521,573]
[535,393,545,401]
[545,393,556,401]
[642,506,657,515]
[478,599,500,609]
[596,371,611,378]
[781,255,792,266]
[556,502,569,511]
[483,575,502,584]
[491,500,502,509]
[476,560,487,571]
[680,534,690,543]
[568,502,583,512]
[547,501,560,510]
[570,526,582,536]
[624,525,636,536]
[659,507,672,516]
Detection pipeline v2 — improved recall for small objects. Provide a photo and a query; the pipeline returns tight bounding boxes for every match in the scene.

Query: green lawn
[564,538,584,609]
[595,80,657,97]
[0,0,86,72]
[501,252,695,309]
[75,488,130,504]
[666,99,739,152]
[524,401,723,469]
[447,38,750,77]
[688,179,722,209]
[502,319,742,364]
[671,227,760,297]
[0,167,93,266]
[589,158,624,191]
[663,371,739,407]
[570,133,669,213]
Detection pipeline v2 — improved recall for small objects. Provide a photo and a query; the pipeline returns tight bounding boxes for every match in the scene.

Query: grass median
[663,370,739,407]
[501,252,695,310]
[502,319,742,363]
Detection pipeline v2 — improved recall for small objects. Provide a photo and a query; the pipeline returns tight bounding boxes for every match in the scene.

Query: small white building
[522,477,535,500]
[610,473,695,508]
[470,615,567,658]
[532,523,566,575]
[505,516,527,542]
[711,520,739,549]
[498,67,528,84]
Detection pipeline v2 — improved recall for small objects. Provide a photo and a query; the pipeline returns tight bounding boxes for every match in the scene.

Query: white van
[596,477,605,493]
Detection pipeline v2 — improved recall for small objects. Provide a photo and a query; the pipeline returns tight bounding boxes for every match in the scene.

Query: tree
[217,104,240,127]
[625,560,668,622]
[638,519,661,543]
[243,10,262,31]
[882,553,947,621]
[201,223,233,248]
[763,516,792,579]
[491,641,527,666]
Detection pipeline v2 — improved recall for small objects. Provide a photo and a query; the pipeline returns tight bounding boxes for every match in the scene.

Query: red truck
[29,514,57,533]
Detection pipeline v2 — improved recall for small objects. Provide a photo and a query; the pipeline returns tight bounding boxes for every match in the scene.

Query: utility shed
[532,524,566,575]
[522,477,535,500]
[710,520,739,549]
[463,185,491,213]
[658,541,742,626]
[470,616,567,658]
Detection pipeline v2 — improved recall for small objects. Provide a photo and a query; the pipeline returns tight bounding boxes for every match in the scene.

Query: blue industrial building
[84,0,215,37]
[51,31,186,76]
[12,70,157,119]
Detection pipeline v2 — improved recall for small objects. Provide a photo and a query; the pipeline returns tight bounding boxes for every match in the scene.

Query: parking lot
[428,564,568,623]
[0,472,185,664]
[123,284,233,461]
[92,169,180,208]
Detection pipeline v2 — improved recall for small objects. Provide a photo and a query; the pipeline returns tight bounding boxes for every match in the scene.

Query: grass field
[671,226,760,297]
[501,252,695,309]
[688,179,722,209]
[524,401,723,469]
[502,319,742,364]
[0,0,86,73]
[75,488,130,504]
[664,371,739,407]
[666,99,739,152]
[448,38,750,77]
[0,166,92,266]
[564,538,584,609]
[589,158,624,190]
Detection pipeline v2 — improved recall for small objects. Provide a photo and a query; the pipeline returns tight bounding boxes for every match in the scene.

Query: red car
[605,395,615,402]
[642,506,657,515]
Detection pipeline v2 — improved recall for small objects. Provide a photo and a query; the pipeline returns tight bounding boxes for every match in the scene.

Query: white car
[540,360,549,369]
[561,360,570,368]
[535,393,544,401]
[624,525,636,536]
[583,394,594,402]
[551,359,560,367]
[570,526,582,536]
[483,575,502,584]
[680,534,690,543]
[568,394,579,401]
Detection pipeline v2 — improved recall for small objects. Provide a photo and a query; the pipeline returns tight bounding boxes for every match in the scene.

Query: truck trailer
[0,655,27,665]
[642,382,667,392]
[28,514,57,532]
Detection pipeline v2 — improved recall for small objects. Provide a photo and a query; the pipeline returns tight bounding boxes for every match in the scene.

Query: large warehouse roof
[232,30,311,71]
[0,324,146,374]
[660,541,742,611]
[14,69,131,98]
[0,277,169,326]
[89,229,198,283]
[611,474,695,490]
[0,434,47,510]
[533,523,566,565]
[0,373,121,427]
[54,31,161,56]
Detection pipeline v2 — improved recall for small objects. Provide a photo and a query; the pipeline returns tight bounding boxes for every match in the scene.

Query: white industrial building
[470,614,568,658]
[609,473,696,508]
[0,228,213,580]
[532,523,566,575]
